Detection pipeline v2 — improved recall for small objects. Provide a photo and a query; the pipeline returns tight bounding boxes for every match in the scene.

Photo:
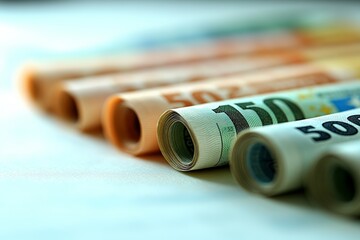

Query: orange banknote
[22,24,360,110]
[54,43,360,131]
[102,56,360,155]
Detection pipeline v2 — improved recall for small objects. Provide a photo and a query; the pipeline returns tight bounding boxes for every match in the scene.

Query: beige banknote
[21,24,360,110]
[56,43,360,131]
[103,56,360,155]
[230,109,360,196]
[307,140,360,216]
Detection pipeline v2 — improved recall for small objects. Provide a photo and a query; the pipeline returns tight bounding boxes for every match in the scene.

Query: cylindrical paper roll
[103,56,360,155]
[230,110,360,196]
[307,140,360,216]
[22,23,360,110]
[56,43,360,131]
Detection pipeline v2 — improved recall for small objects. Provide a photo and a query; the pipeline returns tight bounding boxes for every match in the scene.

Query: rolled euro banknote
[104,55,360,155]
[55,54,291,130]
[159,83,360,171]
[230,109,360,196]
[307,140,360,216]
[56,43,360,131]
[21,22,360,110]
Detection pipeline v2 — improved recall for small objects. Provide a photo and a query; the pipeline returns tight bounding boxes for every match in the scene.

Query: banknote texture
[230,109,360,196]
[158,83,360,171]
[56,44,360,130]
[103,56,360,155]
[21,21,360,110]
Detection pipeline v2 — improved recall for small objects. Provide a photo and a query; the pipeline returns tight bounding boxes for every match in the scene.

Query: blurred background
[2,1,360,90]
[1,1,360,239]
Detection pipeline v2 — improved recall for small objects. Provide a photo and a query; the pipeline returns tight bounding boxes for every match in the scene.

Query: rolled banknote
[22,22,360,110]
[307,140,360,216]
[159,83,360,172]
[56,43,360,131]
[103,56,360,155]
[230,109,360,197]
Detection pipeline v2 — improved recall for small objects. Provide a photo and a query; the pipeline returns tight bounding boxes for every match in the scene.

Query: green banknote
[230,109,360,196]
[158,81,360,171]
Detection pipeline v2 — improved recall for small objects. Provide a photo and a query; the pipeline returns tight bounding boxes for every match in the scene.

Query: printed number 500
[296,114,360,142]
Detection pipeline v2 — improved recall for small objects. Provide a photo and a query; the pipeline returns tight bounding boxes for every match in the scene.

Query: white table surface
[1,1,360,239]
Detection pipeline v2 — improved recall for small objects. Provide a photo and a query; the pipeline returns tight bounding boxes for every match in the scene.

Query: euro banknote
[103,56,360,155]
[230,109,360,196]
[55,43,360,130]
[158,83,360,171]
[22,21,360,110]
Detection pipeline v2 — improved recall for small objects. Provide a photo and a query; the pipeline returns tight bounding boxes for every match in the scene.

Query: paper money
[103,56,360,155]
[159,84,360,172]
[230,109,360,196]
[56,43,360,131]
[55,54,290,131]
[307,140,360,216]
[22,22,360,110]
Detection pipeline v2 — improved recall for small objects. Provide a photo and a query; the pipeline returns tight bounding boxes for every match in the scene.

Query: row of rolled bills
[21,14,360,217]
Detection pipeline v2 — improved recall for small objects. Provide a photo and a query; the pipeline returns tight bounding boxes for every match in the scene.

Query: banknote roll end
[21,64,41,103]
[309,155,358,216]
[57,89,79,123]
[230,133,281,196]
[168,121,195,165]
[103,98,142,154]
[246,142,277,184]
[158,111,197,171]
[330,164,356,204]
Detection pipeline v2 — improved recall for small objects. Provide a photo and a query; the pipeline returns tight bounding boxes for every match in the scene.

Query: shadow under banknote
[29,100,107,140]
[182,166,238,187]
[137,153,169,166]
[271,189,311,209]
[185,165,323,211]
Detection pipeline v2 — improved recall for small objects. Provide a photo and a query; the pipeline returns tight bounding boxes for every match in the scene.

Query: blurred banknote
[307,140,360,216]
